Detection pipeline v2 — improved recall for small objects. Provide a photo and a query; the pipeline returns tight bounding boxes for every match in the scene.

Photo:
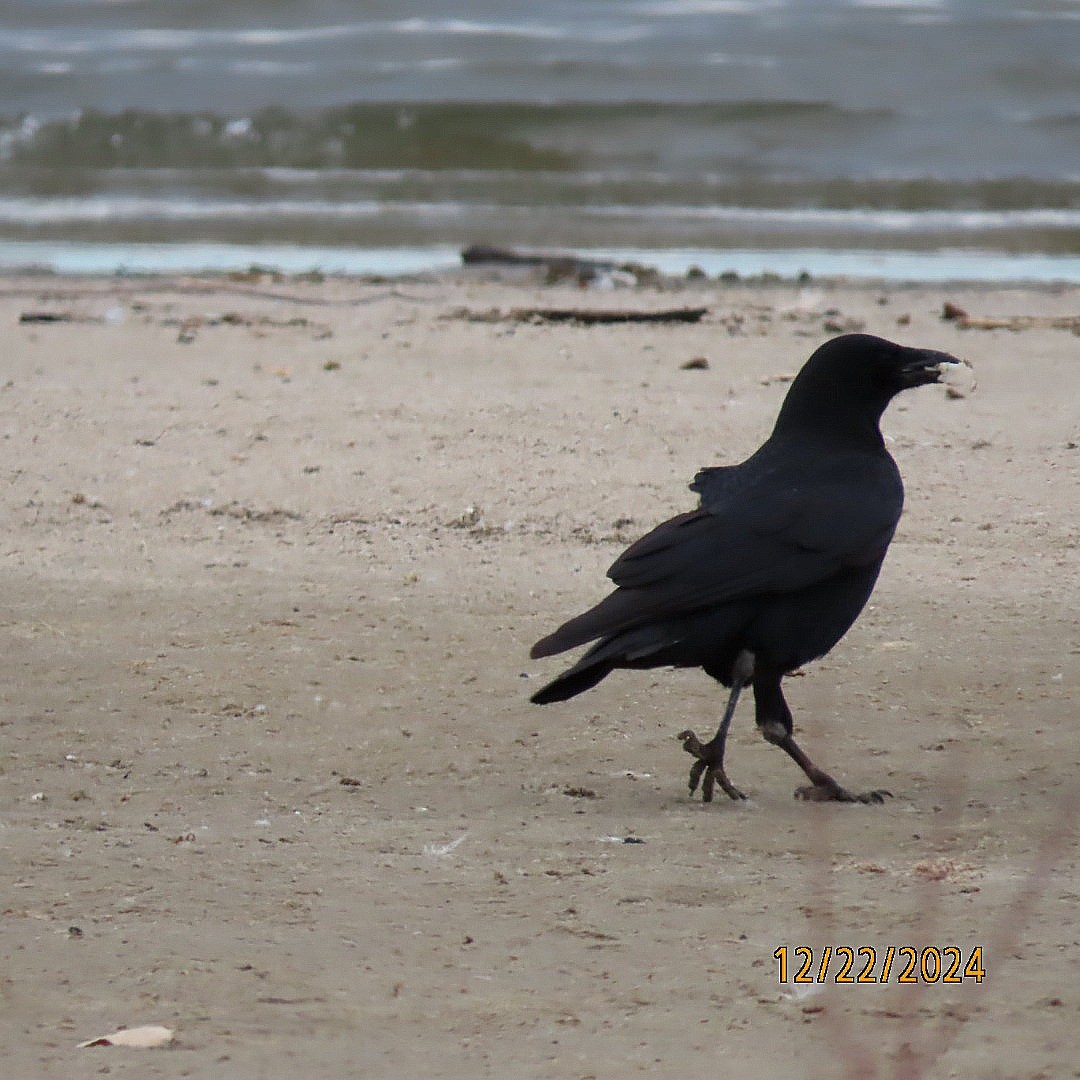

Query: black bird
[529,333,966,804]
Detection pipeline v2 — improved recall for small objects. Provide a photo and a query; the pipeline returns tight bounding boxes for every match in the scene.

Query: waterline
[1,240,1077,283]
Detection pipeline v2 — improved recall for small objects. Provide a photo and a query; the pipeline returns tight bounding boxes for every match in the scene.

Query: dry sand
[1,271,1077,1079]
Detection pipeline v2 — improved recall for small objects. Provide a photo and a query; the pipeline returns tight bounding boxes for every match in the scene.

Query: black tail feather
[530,589,645,659]
[530,656,615,704]
[530,621,689,705]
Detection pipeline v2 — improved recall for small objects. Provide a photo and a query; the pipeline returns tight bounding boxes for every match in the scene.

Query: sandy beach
[2,270,1077,1079]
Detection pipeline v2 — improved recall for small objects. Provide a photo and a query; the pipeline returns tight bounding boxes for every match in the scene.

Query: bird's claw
[678,729,706,757]
[794,782,893,804]
[678,729,747,802]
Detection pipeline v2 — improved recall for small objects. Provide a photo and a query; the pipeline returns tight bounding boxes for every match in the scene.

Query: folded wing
[530,454,902,660]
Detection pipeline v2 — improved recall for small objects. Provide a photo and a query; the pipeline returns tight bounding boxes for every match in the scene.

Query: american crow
[530,333,966,803]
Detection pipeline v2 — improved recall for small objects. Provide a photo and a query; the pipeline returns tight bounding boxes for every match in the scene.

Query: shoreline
[1,240,1079,286]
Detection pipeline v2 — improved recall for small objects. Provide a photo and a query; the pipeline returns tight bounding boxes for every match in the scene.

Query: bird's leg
[679,687,745,802]
[754,671,892,805]
[678,650,754,802]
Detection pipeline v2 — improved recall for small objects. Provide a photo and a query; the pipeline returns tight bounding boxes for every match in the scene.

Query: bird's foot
[678,730,747,802]
[794,781,893,805]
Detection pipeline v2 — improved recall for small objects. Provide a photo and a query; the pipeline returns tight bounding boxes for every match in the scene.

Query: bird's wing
[529,450,904,660]
[606,463,902,616]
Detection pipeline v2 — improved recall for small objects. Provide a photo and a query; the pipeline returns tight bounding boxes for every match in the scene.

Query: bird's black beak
[897,346,970,389]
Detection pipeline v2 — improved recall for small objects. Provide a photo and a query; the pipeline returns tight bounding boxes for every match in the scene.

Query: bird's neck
[771,396,888,452]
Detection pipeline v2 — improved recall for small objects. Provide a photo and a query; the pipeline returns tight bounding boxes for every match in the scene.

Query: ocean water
[1,0,1078,279]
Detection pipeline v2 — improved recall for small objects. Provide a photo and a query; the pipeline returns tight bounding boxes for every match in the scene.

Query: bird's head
[809,333,966,392]
[774,333,970,439]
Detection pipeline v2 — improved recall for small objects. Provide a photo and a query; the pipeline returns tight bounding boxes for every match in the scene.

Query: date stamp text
[774,946,986,985]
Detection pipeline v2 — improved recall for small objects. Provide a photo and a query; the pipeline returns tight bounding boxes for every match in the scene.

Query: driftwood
[449,305,708,326]
[941,303,1080,332]
[461,244,661,285]
[462,244,615,275]
[954,314,1080,332]
[511,305,707,325]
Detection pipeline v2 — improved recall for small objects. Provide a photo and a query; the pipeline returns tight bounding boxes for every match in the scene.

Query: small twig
[18,311,104,324]
[1,281,433,306]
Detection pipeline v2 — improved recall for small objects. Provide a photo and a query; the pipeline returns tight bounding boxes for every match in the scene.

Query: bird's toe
[680,732,746,802]
[678,729,706,757]
[794,782,892,804]
[857,788,893,805]
[697,766,747,802]
[713,771,748,801]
